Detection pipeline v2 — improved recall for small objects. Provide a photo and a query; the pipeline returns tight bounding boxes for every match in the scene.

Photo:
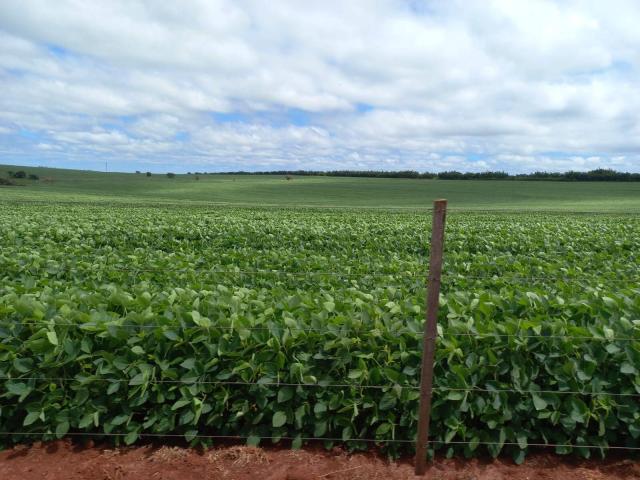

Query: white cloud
[0,0,639,172]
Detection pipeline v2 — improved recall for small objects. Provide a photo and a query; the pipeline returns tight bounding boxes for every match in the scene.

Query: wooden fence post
[415,199,447,476]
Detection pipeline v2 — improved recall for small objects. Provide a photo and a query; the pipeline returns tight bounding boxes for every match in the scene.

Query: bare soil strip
[1,440,639,480]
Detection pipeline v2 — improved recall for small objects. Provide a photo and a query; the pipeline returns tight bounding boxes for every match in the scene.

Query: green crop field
[0,165,639,463]
[2,164,640,211]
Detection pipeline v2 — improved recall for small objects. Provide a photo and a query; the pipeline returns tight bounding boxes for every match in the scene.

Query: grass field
[2,164,640,211]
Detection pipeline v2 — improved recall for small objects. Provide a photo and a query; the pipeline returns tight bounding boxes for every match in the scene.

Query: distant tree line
[214,168,640,181]
[5,170,39,181]
[218,169,436,179]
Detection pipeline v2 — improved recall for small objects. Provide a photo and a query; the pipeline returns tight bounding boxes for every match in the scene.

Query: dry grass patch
[149,446,189,462]
[207,446,268,467]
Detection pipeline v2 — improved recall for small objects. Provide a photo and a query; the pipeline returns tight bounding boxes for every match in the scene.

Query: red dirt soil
[1,440,639,480]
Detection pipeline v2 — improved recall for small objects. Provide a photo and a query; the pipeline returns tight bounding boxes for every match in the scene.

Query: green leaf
[7,382,31,401]
[513,449,526,465]
[124,430,139,445]
[180,358,196,369]
[107,382,121,394]
[291,435,302,449]
[129,373,146,386]
[163,330,180,341]
[516,433,527,449]
[375,423,391,436]
[294,405,306,426]
[13,358,34,373]
[605,343,621,354]
[531,393,547,411]
[469,436,480,451]
[55,421,69,438]
[272,411,287,428]
[379,392,397,410]
[23,411,40,426]
[172,399,191,411]
[621,362,637,375]
[446,391,465,401]
[191,311,211,328]
[111,414,129,426]
[314,420,327,437]
[277,387,294,403]
[78,414,94,428]
[603,327,614,340]
[46,331,58,346]
[569,398,589,423]
[323,301,335,313]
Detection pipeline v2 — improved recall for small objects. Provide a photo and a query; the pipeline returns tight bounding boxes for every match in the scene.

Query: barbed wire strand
[437,332,640,342]
[0,377,414,390]
[433,440,640,451]
[0,431,639,451]
[2,376,640,398]
[436,440,640,451]
[0,431,404,443]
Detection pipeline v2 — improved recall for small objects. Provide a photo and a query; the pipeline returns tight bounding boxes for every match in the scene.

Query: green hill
[1,164,639,212]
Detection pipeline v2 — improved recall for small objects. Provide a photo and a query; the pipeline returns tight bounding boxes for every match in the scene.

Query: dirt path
[1,440,639,480]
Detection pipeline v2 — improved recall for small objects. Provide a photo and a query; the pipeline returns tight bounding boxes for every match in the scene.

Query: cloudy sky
[1,0,639,173]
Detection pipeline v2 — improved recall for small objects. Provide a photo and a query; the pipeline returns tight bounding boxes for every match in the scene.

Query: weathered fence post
[415,199,447,476]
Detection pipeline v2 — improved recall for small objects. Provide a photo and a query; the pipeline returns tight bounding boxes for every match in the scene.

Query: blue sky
[1,0,640,173]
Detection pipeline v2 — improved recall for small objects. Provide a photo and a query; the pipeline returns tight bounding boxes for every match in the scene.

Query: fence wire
[0,431,638,452]
[2,376,639,398]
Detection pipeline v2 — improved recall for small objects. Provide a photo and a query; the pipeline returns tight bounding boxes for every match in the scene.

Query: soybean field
[1,197,639,463]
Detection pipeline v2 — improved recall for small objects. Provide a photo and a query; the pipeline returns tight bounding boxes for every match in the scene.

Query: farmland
[1,178,639,464]
[2,164,640,211]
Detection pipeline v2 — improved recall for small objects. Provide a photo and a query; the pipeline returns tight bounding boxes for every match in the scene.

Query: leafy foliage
[0,205,639,462]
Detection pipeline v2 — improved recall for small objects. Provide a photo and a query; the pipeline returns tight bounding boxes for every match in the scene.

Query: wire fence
[0,431,639,452]
[3,300,639,451]
[1,376,639,398]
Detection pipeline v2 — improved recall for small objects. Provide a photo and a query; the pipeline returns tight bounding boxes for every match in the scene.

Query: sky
[1,0,640,174]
